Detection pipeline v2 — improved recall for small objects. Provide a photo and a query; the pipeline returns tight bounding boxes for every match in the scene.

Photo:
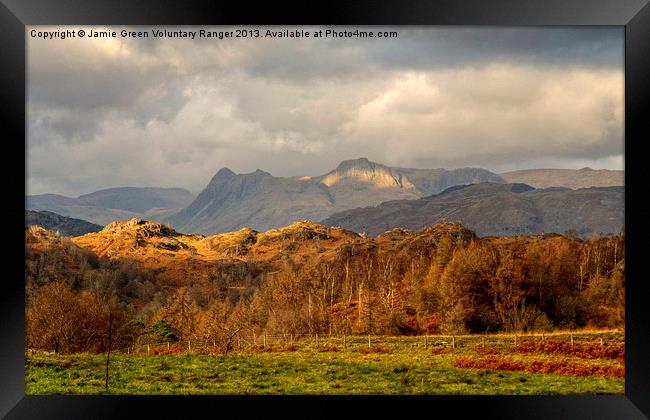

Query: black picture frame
[2,0,649,418]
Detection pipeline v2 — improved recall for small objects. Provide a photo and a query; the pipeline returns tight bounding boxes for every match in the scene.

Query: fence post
[570,334,574,346]
[188,340,191,353]
[514,335,517,347]
[452,336,455,349]
[368,334,371,350]
[600,338,604,346]
[263,334,267,348]
[343,334,347,350]
[147,344,150,354]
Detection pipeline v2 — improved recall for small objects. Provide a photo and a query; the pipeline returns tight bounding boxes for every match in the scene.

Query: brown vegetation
[25,219,624,354]
[511,339,624,361]
[453,355,624,378]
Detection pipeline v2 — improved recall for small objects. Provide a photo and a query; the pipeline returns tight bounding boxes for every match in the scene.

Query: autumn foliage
[25,221,625,354]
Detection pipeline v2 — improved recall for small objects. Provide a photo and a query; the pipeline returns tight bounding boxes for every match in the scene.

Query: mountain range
[26,158,624,237]
[169,158,505,234]
[322,183,624,238]
[26,187,195,226]
[500,168,624,189]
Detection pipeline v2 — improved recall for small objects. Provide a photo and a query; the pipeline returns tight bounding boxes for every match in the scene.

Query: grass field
[25,331,624,395]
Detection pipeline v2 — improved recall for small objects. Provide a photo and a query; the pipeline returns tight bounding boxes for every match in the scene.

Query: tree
[435,242,496,334]
[26,281,126,353]
[155,287,199,341]
[196,297,250,354]
[27,281,88,353]
[582,259,625,328]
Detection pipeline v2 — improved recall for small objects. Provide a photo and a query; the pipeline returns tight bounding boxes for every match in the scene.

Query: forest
[25,221,624,355]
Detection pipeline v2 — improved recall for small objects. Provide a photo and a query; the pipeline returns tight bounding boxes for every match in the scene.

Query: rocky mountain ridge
[170,158,507,234]
[27,159,625,236]
[322,183,624,238]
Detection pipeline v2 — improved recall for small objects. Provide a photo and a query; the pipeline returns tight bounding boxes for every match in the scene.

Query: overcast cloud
[27,26,624,196]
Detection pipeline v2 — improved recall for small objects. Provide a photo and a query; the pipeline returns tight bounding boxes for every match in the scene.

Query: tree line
[25,224,624,354]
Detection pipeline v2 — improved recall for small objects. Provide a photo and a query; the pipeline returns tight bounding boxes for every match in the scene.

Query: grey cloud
[235,27,623,82]
[28,30,191,142]
[374,27,623,69]
[27,26,624,196]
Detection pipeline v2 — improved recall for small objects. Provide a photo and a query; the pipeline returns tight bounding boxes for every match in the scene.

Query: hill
[71,218,363,285]
[26,187,195,226]
[77,187,195,214]
[26,210,102,236]
[500,168,624,189]
[321,183,624,238]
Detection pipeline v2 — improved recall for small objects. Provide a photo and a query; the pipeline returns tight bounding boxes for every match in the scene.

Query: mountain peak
[248,169,271,177]
[335,157,375,171]
[208,168,236,185]
[215,167,236,177]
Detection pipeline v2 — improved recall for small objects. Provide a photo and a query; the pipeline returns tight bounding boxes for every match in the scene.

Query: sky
[27,26,624,196]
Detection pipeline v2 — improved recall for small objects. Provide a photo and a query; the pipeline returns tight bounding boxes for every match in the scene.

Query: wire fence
[101,329,623,356]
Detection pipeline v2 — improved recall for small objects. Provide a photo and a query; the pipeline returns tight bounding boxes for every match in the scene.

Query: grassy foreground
[26,332,624,395]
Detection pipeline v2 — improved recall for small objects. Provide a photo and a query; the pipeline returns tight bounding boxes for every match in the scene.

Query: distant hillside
[33,161,625,237]
[26,210,102,236]
[26,187,195,226]
[500,168,624,189]
[396,166,505,195]
[77,187,195,214]
[170,158,504,234]
[322,183,624,238]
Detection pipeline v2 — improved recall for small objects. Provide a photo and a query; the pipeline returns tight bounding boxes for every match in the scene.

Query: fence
[109,329,624,356]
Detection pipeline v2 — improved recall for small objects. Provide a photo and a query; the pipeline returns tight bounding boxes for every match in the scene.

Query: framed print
[2,0,649,418]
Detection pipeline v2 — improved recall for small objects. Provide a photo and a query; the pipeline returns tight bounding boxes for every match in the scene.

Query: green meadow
[26,332,624,395]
